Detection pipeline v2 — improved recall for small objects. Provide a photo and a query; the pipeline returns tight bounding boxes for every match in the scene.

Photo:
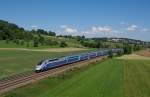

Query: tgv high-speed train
[35,49,123,72]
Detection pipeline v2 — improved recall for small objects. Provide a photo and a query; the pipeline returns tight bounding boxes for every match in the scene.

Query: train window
[67,56,78,59]
[37,60,44,66]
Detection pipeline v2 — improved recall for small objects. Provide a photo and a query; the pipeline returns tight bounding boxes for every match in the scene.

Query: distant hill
[92,37,150,46]
[0,19,150,50]
[0,20,82,48]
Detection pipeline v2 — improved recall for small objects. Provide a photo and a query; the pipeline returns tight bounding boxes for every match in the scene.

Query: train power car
[35,48,123,72]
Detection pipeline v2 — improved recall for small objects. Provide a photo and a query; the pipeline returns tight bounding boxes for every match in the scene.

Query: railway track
[0,57,105,94]
[0,71,33,84]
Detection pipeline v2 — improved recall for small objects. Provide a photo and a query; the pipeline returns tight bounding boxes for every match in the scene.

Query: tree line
[0,20,68,47]
[0,20,56,40]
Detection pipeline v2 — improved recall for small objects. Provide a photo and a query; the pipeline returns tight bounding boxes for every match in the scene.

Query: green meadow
[0,49,89,79]
[2,56,150,97]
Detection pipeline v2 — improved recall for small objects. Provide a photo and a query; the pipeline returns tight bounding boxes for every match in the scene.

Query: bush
[117,50,123,56]
[33,37,39,47]
[38,34,45,46]
[5,39,10,44]
[123,45,132,54]
[26,42,29,47]
[60,41,67,47]
[45,39,59,46]
[13,39,20,45]
[20,40,24,45]
[108,50,113,58]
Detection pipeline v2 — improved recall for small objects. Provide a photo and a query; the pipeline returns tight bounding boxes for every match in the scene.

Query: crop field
[0,48,89,79]
[124,59,150,97]
[117,54,150,60]
[1,52,150,97]
[135,50,150,57]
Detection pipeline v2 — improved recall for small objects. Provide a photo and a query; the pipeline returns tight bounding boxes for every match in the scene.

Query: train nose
[36,66,42,71]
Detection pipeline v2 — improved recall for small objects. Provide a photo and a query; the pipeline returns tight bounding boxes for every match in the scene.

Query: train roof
[48,58,59,61]
[64,55,80,58]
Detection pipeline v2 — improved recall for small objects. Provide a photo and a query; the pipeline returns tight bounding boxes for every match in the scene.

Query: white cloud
[60,25,67,29]
[91,26,113,33]
[127,24,138,31]
[122,22,148,33]
[61,23,149,41]
[81,26,119,38]
[65,28,77,33]
[60,25,77,33]
[31,25,38,29]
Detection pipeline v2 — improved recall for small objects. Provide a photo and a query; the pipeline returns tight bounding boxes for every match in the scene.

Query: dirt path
[0,48,88,52]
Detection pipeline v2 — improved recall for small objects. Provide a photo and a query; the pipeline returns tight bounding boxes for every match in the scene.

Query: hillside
[0,20,83,48]
[0,19,150,50]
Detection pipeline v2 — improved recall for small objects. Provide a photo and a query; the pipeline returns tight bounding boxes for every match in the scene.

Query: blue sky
[0,0,150,41]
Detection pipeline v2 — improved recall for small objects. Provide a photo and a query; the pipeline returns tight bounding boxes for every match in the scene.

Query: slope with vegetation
[0,20,82,48]
[0,19,150,51]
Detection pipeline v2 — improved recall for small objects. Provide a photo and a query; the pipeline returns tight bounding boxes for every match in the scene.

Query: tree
[13,39,20,45]
[117,50,123,56]
[45,38,58,46]
[60,41,67,47]
[38,34,45,45]
[81,35,85,39]
[20,40,25,46]
[48,31,56,36]
[108,50,113,58]
[33,37,39,47]
[24,31,33,41]
[123,44,132,54]
[133,44,142,51]
[37,29,47,35]
[5,39,10,44]
[95,41,103,48]
[26,42,30,47]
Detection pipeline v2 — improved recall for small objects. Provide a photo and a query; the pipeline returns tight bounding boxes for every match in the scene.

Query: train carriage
[65,55,80,64]
[35,48,123,72]
[89,52,97,58]
[46,58,67,69]
[79,53,89,61]
[97,51,103,56]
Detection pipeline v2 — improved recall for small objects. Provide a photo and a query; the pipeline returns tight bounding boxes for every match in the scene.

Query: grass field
[1,53,150,97]
[2,59,124,97]
[124,59,150,97]
[0,36,83,48]
[0,49,89,79]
